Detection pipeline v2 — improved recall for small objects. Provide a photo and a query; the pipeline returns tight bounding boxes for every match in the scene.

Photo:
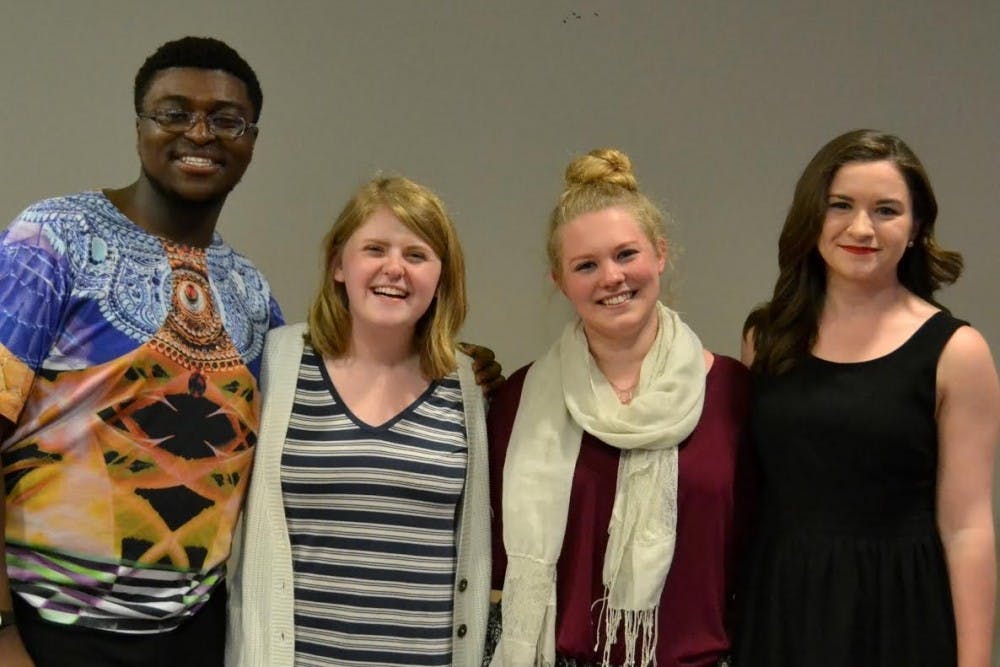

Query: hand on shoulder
[458,342,505,397]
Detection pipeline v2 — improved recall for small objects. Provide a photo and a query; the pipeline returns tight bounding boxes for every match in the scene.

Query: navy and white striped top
[281,347,468,666]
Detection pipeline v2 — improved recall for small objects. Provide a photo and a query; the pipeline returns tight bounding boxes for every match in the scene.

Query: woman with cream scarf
[485,149,754,667]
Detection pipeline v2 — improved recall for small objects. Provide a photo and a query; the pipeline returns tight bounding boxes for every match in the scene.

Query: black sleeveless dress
[736,312,964,667]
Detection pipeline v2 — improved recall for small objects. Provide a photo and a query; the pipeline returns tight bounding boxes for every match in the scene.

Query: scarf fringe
[596,589,659,667]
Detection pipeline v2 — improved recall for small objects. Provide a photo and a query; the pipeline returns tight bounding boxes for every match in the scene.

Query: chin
[601,308,657,334]
[144,167,237,207]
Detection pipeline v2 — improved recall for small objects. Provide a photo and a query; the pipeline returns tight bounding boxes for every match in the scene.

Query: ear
[331,253,345,283]
[655,238,668,273]
[551,269,568,297]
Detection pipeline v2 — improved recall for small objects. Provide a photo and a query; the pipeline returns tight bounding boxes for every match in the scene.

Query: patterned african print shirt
[0,191,282,633]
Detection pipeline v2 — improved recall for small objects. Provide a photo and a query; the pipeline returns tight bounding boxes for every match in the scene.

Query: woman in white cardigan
[226,176,491,667]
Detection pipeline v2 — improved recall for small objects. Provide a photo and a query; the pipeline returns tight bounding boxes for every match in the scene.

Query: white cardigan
[225,323,491,667]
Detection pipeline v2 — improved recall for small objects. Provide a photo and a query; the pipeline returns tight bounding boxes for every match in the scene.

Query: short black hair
[134,36,263,121]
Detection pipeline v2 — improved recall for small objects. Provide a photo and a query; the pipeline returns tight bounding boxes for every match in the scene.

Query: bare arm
[0,416,35,666]
[935,326,999,667]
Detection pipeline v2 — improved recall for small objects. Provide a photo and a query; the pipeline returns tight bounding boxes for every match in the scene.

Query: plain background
[2,1,998,659]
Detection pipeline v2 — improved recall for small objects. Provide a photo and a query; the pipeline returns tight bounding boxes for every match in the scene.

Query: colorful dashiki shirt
[0,191,282,633]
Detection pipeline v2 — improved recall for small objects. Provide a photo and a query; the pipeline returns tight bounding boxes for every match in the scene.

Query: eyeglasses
[137,110,257,140]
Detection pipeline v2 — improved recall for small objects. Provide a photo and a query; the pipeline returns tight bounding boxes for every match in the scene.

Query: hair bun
[564,148,638,191]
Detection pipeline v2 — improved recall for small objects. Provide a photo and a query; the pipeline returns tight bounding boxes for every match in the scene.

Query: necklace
[611,381,638,404]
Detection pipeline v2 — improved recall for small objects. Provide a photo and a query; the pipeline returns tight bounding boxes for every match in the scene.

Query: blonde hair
[547,148,668,278]
[306,176,467,379]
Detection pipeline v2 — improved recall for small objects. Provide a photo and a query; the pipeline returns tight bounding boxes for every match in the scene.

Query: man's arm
[0,416,35,666]
[0,205,70,667]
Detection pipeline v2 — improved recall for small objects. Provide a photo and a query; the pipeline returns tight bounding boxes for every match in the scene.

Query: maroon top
[489,354,754,666]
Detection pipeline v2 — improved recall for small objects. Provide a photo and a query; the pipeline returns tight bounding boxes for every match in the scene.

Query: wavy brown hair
[307,176,467,379]
[746,129,964,375]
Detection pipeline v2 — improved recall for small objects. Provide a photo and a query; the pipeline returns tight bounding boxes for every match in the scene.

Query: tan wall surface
[2,1,998,661]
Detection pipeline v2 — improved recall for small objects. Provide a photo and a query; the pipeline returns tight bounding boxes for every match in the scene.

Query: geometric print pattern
[6,542,223,633]
[3,342,258,630]
[0,191,280,632]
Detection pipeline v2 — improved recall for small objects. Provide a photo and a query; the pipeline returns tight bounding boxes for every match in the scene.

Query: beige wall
[2,0,998,660]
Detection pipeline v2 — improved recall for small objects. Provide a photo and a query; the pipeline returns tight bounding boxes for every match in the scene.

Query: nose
[599,261,625,286]
[846,210,876,238]
[184,112,215,144]
[382,251,405,278]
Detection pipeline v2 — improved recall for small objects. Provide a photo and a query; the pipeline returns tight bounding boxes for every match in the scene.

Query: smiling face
[555,206,666,344]
[817,160,916,290]
[136,67,257,205]
[333,206,443,338]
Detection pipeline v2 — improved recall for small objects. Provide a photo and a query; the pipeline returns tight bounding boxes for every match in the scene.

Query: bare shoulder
[940,325,995,371]
[703,348,715,372]
[938,324,1000,401]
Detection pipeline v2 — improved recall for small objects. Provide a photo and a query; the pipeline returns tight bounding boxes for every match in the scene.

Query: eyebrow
[359,236,435,251]
[828,193,905,206]
[565,241,640,264]
[149,94,249,113]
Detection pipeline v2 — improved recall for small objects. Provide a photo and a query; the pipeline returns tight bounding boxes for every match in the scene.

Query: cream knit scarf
[491,303,705,667]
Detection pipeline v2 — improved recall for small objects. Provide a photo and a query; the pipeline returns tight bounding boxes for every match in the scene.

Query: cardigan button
[456,624,467,638]
[458,578,468,592]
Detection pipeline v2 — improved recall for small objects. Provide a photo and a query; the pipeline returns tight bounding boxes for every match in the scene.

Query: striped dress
[280,347,468,667]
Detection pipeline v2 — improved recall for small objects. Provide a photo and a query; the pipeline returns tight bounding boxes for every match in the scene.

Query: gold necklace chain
[611,381,638,404]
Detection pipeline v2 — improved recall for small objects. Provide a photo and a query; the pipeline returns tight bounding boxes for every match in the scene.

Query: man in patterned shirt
[0,37,282,667]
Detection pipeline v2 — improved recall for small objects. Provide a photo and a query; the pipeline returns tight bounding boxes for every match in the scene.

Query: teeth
[373,286,407,298]
[601,292,633,306]
[179,156,215,167]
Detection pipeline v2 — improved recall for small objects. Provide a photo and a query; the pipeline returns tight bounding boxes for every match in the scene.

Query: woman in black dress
[737,129,999,666]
